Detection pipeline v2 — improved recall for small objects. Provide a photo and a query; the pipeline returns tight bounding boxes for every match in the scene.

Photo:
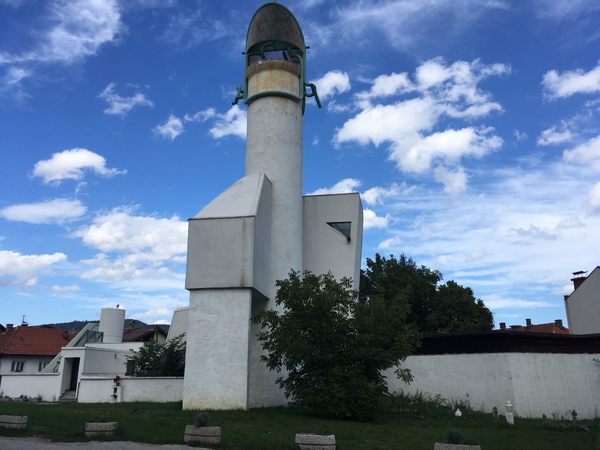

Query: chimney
[555,319,563,327]
[499,322,506,330]
[6,323,14,331]
[571,271,587,291]
[525,318,532,327]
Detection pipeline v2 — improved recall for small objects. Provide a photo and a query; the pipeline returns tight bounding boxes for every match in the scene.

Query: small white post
[505,401,515,425]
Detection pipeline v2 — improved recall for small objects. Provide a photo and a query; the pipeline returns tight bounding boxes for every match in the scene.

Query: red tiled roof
[0,326,70,356]
[122,326,167,342]
[501,323,569,334]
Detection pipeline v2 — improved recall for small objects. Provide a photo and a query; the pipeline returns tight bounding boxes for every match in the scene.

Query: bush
[254,271,417,421]
[445,428,463,444]
[127,334,186,377]
[194,412,210,427]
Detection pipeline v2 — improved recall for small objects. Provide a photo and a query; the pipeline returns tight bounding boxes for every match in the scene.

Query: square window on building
[11,360,25,372]
[38,361,49,372]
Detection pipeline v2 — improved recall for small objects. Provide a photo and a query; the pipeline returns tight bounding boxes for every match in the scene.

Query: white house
[564,267,600,334]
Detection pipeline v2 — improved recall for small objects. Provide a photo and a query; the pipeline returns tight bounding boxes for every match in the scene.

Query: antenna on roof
[21,315,28,326]
[572,270,587,277]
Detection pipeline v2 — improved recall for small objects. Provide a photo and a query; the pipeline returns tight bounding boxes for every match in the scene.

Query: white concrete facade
[78,377,183,403]
[387,352,600,419]
[565,266,600,334]
[181,4,364,410]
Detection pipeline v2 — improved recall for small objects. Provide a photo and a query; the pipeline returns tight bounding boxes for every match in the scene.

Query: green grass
[0,399,597,449]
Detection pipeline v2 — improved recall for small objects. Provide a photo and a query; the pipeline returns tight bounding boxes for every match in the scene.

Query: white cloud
[514,130,528,142]
[73,207,186,259]
[336,58,507,191]
[33,148,125,184]
[153,114,184,140]
[313,70,351,101]
[356,72,414,105]
[336,97,439,147]
[562,135,600,165]
[52,284,80,293]
[308,178,361,195]
[0,66,30,97]
[542,61,600,99]
[392,127,502,174]
[433,166,467,194]
[537,126,573,146]
[161,7,231,48]
[184,108,216,123]
[378,236,402,250]
[73,208,187,292]
[208,105,246,139]
[0,0,121,65]
[375,157,600,316]
[313,0,508,52]
[533,0,600,22]
[363,209,389,230]
[484,295,556,309]
[98,82,153,116]
[0,199,86,224]
[0,250,66,287]
[588,181,600,212]
[362,183,409,206]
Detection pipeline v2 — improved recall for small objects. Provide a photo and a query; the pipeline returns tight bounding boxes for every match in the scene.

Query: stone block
[295,433,336,450]
[84,421,118,437]
[184,425,222,445]
[0,415,27,430]
[434,443,481,450]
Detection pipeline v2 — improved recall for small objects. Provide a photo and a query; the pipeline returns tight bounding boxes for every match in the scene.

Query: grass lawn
[0,399,598,449]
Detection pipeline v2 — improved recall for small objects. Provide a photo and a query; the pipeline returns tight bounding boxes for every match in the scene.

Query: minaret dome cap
[246,3,305,53]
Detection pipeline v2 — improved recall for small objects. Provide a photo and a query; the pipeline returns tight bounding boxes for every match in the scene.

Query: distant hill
[43,319,152,334]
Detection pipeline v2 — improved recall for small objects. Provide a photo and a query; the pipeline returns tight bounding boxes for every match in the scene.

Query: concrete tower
[182,3,363,410]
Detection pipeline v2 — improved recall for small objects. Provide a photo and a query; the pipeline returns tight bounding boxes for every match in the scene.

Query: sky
[1,0,600,327]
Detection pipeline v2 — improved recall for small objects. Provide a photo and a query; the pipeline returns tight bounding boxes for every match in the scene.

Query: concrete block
[184,425,221,445]
[84,422,118,437]
[0,415,27,430]
[295,433,336,450]
[434,443,481,450]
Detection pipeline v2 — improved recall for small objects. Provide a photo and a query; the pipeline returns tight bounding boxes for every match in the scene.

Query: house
[564,267,600,334]
[0,324,71,380]
[496,318,569,334]
[0,308,145,402]
[123,325,168,344]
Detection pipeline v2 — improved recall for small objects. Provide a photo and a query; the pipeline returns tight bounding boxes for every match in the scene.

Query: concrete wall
[565,267,600,334]
[0,373,61,401]
[78,377,183,403]
[387,352,600,419]
[0,355,53,375]
[81,347,132,375]
[303,193,363,290]
[183,289,253,410]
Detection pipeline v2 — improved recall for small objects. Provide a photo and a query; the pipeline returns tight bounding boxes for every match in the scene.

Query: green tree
[127,334,186,377]
[360,254,493,334]
[254,270,417,420]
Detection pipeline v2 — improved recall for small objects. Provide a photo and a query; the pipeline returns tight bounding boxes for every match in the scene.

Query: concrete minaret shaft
[246,66,303,303]
[241,4,315,301]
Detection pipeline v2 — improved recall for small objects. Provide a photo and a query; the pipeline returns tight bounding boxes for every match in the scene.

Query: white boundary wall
[386,353,600,419]
[0,373,61,401]
[78,377,183,403]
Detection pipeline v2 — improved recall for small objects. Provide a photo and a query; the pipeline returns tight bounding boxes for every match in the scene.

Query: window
[10,360,25,372]
[327,222,352,241]
[38,361,49,372]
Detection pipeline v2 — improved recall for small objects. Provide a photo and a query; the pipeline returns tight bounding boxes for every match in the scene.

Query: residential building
[564,267,600,334]
[0,324,70,382]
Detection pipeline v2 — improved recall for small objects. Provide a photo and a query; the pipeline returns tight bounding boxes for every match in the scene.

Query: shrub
[127,334,186,377]
[254,271,417,421]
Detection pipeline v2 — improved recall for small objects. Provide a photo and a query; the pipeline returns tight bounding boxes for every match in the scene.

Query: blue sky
[1,0,600,327]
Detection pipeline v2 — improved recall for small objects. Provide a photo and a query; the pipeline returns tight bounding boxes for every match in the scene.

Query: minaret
[182,3,320,410]
[239,3,317,311]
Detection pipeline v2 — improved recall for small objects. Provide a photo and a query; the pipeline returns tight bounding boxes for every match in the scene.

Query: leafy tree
[127,334,186,377]
[360,254,493,334]
[254,271,418,420]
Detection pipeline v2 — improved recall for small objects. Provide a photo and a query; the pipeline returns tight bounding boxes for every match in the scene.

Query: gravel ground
[0,437,205,450]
